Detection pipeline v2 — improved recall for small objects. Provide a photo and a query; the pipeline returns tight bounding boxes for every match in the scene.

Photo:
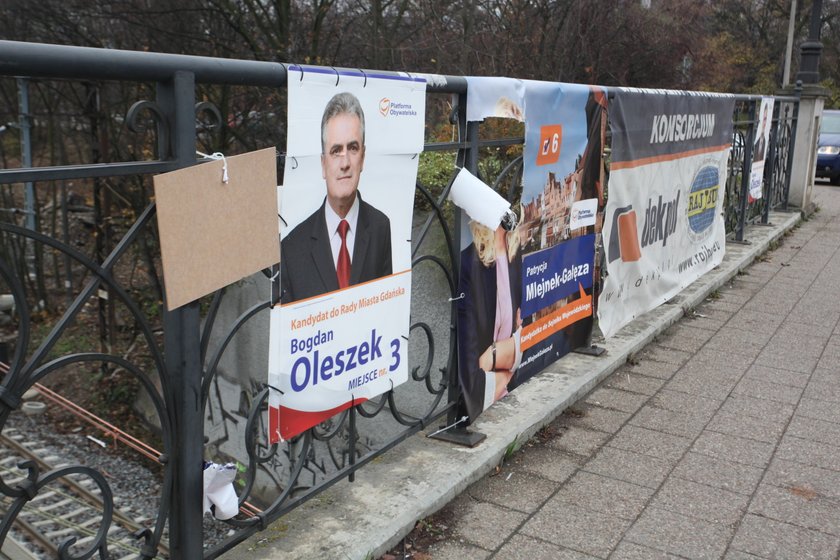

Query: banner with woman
[457,79,606,422]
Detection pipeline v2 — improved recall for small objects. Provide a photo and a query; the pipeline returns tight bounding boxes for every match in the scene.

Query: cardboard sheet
[154,147,279,310]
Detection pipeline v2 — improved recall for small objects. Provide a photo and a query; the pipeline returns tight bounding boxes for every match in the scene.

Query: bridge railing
[0,40,800,558]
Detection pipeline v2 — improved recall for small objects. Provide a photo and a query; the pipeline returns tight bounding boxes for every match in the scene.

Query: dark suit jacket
[281,194,392,304]
[753,135,766,163]
[456,243,522,423]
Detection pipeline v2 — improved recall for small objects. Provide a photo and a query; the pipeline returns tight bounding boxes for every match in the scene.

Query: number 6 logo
[536,124,562,166]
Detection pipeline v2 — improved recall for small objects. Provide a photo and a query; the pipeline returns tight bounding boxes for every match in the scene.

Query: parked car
[816,109,840,185]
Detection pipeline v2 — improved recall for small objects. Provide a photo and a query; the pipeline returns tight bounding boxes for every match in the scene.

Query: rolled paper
[448,167,512,230]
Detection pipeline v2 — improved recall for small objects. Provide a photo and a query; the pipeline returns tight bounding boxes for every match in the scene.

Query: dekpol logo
[607,205,642,263]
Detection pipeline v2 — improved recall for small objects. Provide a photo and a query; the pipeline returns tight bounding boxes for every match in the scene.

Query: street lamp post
[795,0,823,84]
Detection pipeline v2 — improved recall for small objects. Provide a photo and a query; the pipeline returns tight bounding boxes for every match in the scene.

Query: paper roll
[448,168,512,230]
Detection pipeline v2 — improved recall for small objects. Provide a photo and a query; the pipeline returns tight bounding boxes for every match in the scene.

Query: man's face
[321,112,365,215]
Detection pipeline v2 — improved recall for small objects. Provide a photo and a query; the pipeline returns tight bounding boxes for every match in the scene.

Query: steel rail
[0,431,170,557]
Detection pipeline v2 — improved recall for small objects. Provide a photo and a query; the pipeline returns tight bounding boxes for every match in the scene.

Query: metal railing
[725,91,800,241]
[0,40,799,559]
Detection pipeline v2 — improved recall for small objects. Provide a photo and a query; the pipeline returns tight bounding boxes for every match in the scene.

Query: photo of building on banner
[456,79,606,423]
[749,97,775,201]
[268,67,426,442]
[598,88,735,339]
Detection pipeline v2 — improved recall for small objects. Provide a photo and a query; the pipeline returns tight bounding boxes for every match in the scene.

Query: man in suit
[281,92,392,304]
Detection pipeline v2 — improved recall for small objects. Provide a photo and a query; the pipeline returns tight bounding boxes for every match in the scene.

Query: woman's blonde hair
[469,218,520,268]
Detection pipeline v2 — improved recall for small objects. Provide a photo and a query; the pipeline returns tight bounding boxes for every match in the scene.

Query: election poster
[598,88,735,339]
[516,82,606,381]
[456,79,606,422]
[268,67,426,442]
[749,97,775,201]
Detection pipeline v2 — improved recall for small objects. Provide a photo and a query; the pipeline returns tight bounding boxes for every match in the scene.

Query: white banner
[598,90,734,339]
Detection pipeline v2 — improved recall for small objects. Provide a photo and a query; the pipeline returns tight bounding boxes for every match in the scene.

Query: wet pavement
[230,185,839,560]
[420,184,840,559]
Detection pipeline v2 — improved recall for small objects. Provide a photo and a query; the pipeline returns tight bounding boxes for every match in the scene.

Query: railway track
[0,428,170,559]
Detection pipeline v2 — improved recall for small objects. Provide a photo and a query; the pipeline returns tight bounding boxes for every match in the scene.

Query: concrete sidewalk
[226,186,840,560]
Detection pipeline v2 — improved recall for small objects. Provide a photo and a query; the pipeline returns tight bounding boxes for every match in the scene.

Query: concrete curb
[222,209,801,560]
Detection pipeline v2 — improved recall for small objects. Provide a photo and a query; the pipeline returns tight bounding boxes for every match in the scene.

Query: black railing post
[783,85,802,211]
[159,70,205,559]
[736,99,758,242]
[762,102,781,224]
[432,92,486,447]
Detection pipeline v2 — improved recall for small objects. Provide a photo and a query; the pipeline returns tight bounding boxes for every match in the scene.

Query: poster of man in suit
[749,97,774,201]
[280,91,393,303]
[268,67,426,442]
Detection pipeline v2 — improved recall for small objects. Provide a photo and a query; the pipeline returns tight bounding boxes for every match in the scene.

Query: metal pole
[17,78,35,278]
[159,70,204,559]
[762,102,781,224]
[783,0,798,87]
[737,100,758,243]
[795,0,822,84]
[17,79,35,232]
[431,92,486,448]
[783,84,802,211]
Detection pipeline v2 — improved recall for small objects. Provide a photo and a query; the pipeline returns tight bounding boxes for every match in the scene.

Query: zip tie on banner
[197,151,229,183]
[426,415,469,438]
[448,293,465,302]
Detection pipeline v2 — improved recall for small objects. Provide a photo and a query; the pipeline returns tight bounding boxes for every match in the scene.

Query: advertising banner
[268,66,426,442]
[457,79,606,422]
[749,97,775,200]
[598,88,735,338]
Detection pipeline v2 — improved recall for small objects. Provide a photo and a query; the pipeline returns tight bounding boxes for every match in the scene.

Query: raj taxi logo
[379,98,390,117]
[687,165,719,241]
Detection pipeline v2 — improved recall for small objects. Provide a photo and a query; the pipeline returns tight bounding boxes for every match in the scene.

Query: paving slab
[447,497,528,550]
[670,451,764,496]
[729,514,840,560]
[584,387,650,413]
[520,502,631,558]
[629,405,708,439]
[553,471,654,520]
[466,469,558,514]
[603,370,667,395]
[650,477,749,525]
[623,506,733,559]
[691,430,776,468]
[582,446,675,489]
[547,425,610,457]
[494,534,599,560]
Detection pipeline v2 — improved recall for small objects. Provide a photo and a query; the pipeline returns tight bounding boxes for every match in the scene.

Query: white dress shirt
[324,196,360,268]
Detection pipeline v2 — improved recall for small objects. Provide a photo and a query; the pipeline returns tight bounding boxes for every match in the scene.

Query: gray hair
[320,92,366,154]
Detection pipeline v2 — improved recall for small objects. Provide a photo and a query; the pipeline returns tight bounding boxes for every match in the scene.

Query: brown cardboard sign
[154,147,279,310]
